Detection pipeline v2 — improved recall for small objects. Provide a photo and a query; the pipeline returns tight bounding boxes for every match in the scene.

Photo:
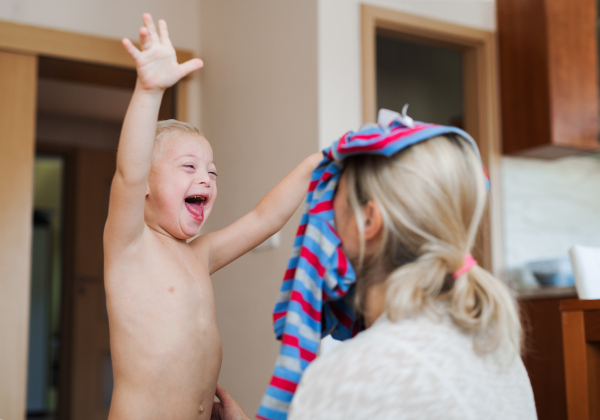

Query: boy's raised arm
[104,14,203,249]
[194,152,323,274]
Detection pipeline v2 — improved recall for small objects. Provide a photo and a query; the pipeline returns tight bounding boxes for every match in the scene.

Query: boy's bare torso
[105,229,220,419]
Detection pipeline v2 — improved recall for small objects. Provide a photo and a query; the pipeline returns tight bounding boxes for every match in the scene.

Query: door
[69,149,116,419]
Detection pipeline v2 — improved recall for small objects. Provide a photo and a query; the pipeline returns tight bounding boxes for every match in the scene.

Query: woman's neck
[363,282,386,328]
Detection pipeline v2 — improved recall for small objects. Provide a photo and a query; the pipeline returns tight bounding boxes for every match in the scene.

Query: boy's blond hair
[153,119,204,162]
[344,134,521,356]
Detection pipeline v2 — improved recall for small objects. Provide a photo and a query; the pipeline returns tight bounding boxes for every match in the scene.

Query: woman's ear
[363,200,383,241]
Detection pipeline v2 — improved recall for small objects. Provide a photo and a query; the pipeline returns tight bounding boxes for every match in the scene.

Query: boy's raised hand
[122,13,203,91]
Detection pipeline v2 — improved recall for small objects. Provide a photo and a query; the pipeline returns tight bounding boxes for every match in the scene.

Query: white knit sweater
[288,313,537,420]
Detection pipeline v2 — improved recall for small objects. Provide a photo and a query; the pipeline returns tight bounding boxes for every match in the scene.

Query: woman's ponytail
[451,266,521,354]
[345,134,522,356]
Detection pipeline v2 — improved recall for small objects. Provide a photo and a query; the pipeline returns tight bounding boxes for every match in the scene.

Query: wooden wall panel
[0,51,38,420]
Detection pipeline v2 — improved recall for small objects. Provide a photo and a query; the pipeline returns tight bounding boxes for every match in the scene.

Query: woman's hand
[211,384,250,420]
[122,13,203,92]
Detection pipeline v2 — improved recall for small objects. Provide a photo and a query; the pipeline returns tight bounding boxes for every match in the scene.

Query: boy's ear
[363,200,383,241]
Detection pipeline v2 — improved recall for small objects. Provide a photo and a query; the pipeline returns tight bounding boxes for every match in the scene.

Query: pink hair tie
[453,254,478,279]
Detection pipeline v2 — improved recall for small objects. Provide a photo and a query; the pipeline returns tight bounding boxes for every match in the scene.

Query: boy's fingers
[139,27,152,50]
[179,58,204,78]
[158,19,172,46]
[143,13,159,43]
[122,38,141,60]
[214,384,232,404]
[214,383,225,400]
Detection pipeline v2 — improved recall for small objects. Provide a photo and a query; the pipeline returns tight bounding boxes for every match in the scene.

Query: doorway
[27,57,177,420]
[376,35,464,128]
[27,155,65,420]
[361,5,502,275]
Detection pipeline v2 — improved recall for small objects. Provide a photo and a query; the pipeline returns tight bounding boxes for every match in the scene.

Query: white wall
[198,0,319,415]
[317,0,495,148]
[0,0,202,128]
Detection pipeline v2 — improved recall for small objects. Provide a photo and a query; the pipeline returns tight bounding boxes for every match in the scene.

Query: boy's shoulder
[188,233,211,259]
[105,224,169,263]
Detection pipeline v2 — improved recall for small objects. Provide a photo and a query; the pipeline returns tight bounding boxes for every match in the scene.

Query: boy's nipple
[198,405,204,413]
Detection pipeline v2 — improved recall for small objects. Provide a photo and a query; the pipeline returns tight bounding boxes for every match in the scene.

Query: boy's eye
[184,165,195,169]
[209,171,218,177]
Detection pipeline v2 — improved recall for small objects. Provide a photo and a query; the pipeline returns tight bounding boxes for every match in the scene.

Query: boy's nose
[196,171,211,186]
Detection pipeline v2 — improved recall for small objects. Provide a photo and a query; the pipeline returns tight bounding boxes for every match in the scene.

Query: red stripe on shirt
[282,333,317,361]
[273,311,286,322]
[330,303,354,329]
[310,200,333,214]
[300,248,325,277]
[282,333,299,347]
[337,132,381,148]
[338,125,433,154]
[290,290,321,322]
[270,376,298,393]
[284,268,297,280]
[337,249,347,277]
[300,347,317,362]
[482,165,489,180]
[295,223,307,237]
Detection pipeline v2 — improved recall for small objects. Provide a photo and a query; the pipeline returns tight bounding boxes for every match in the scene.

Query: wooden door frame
[361,5,503,276]
[0,19,192,121]
[0,20,192,420]
[0,50,37,420]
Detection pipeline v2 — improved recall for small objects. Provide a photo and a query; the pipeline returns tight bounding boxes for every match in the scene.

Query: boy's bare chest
[143,242,207,290]
[106,237,215,325]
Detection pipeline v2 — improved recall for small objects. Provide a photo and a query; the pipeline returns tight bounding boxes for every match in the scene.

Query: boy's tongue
[185,201,204,221]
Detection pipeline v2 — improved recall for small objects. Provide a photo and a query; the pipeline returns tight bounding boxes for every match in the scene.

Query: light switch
[253,232,281,251]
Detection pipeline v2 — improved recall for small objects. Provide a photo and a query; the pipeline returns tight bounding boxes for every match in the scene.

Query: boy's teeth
[185,195,207,203]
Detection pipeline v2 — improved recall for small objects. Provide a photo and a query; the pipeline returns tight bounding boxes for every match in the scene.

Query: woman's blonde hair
[344,134,521,355]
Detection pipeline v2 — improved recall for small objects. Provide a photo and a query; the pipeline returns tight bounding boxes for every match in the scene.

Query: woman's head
[333,134,521,355]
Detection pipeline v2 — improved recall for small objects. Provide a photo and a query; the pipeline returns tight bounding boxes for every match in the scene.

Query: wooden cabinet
[520,297,569,420]
[560,299,600,419]
[497,0,600,157]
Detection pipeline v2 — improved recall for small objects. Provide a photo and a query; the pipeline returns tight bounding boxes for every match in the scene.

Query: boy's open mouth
[184,195,206,221]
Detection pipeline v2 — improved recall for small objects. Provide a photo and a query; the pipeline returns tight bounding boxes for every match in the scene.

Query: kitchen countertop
[515,285,577,300]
